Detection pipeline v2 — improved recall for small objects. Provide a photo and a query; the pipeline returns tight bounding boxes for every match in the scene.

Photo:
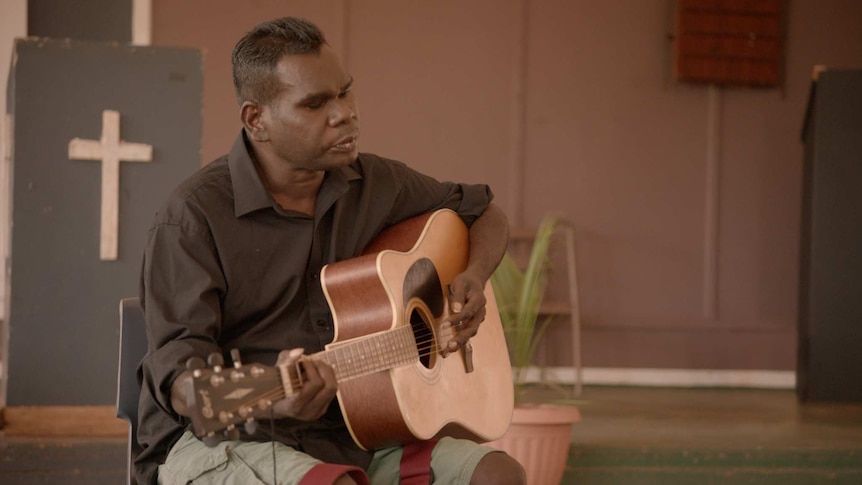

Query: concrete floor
[1,386,861,484]
[562,386,862,484]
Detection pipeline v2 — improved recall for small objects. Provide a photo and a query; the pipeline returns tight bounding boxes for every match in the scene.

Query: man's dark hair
[232,17,327,105]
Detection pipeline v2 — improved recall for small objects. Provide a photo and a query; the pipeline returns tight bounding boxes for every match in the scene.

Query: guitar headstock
[185,351,284,446]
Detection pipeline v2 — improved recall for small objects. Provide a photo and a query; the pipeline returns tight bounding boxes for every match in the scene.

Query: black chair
[117,297,146,485]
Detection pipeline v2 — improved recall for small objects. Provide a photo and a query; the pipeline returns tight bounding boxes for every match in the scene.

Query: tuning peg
[202,432,221,447]
[186,356,206,371]
[225,425,240,441]
[207,352,225,371]
[244,418,257,435]
[209,374,225,387]
[230,348,243,368]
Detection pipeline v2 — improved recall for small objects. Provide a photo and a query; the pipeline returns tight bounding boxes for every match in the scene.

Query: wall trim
[132,0,152,45]
[521,366,796,389]
[702,84,722,319]
[335,0,351,69]
[0,0,27,410]
[507,0,529,227]
[0,368,796,435]
[1,405,126,436]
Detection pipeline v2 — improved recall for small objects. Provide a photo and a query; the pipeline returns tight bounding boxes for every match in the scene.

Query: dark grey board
[6,38,202,405]
[798,70,862,402]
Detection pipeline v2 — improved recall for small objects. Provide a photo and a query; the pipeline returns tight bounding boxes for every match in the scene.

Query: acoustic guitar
[185,209,514,450]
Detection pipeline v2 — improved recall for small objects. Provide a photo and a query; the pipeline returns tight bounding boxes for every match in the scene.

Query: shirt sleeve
[139,215,226,420]
[385,158,495,227]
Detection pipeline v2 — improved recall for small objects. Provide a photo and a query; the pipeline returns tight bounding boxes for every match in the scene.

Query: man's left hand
[441,270,487,358]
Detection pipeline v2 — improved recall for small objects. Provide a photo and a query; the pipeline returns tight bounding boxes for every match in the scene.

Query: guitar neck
[280,325,420,395]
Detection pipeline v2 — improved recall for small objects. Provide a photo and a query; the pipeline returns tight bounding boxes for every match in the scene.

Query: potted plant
[486,214,581,485]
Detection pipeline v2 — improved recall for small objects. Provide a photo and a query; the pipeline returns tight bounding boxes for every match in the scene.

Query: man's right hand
[271,348,339,421]
[169,349,338,422]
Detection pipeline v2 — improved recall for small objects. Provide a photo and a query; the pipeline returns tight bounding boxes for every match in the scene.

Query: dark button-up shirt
[135,131,493,484]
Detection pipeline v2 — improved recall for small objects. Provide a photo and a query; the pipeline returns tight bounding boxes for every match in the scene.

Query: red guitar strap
[400,439,438,484]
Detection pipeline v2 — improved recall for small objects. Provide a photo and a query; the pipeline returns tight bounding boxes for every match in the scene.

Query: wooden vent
[675,0,784,87]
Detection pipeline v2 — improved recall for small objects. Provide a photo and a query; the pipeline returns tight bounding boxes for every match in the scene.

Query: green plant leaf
[490,214,562,404]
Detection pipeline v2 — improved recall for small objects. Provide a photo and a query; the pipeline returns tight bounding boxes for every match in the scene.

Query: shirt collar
[228,130,362,218]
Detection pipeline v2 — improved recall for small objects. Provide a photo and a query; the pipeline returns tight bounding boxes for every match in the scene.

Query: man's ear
[241,101,269,142]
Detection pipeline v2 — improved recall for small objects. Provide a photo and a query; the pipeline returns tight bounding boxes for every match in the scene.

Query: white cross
[68,110,152,261]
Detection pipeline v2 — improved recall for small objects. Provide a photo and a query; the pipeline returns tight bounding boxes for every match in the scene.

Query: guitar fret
[399,327,414,365]
[358,339,367,376]
[317,325,421,384]
[355,341,364,377]
[334,349,342,380]
[352,342,361,378]
[362,338,372,374]
[336,350,346,381]
[407,326,419,364]
[409,331,418,363]
[374,337,382,371]
[386,330,395,368]
[392,329,403,366]
[371,338,380,371]
[391,331,399,366]
[404,326,414,361]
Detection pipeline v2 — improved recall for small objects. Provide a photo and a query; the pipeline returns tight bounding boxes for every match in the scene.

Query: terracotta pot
[486,405,581,485]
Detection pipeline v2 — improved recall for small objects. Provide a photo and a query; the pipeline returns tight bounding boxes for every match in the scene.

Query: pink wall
[153,0,862,371]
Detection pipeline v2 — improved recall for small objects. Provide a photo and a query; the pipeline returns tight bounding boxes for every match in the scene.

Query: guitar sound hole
[410,308,435,369]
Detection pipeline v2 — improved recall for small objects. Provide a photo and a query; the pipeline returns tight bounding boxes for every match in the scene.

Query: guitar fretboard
[320,325,420,381]
[282,325,421,393]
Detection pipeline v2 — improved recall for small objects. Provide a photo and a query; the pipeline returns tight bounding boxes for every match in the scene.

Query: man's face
[258,45,360,171]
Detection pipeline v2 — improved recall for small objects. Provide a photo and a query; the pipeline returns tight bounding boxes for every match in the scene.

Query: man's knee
[470,452,526,485]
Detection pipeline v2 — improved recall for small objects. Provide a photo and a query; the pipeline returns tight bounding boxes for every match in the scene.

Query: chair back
[117,297,146,485]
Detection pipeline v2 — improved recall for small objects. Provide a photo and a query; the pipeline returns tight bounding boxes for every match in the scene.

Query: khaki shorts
[157,430,499,484]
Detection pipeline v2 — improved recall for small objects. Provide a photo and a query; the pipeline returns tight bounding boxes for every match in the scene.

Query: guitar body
[321,209,514,450]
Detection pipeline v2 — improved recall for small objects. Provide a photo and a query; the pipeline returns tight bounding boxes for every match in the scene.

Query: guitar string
[272,329,461,391]
[214,329,457,414]
[280,329,460,385]
[205,328,469,422]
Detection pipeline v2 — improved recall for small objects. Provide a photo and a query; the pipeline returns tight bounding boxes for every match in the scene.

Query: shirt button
[311,272,319,280]
[316,319,326,327]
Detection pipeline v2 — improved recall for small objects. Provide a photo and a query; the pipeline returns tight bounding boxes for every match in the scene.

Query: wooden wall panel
[523,0,859,370]
[526,1,709,326]
[152,0,346,166]
[0,1,27,406]
[347,0,516,207]
[148,0,862,372]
